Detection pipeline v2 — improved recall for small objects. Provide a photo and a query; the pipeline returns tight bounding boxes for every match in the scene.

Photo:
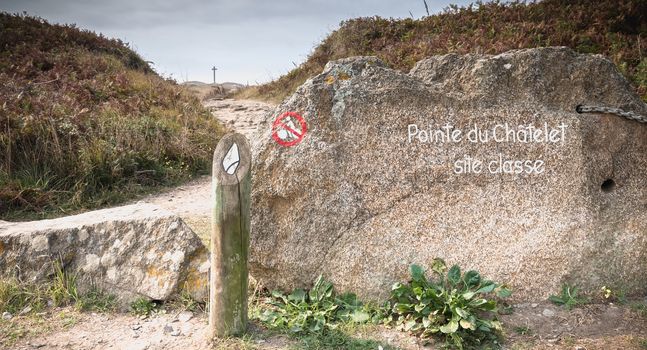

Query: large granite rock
[249,47,647,300]
[0,204,209,302]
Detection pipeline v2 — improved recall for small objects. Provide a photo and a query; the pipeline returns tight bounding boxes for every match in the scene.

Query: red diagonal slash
[277,120,302,138]
[272,111,308,147]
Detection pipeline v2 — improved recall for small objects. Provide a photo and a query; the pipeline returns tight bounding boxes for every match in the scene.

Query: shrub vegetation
[236,0,647,103]
[256,260,510,349]
[0,13,224,219]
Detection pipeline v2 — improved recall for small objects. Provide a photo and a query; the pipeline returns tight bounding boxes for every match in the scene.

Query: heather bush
[0,13,224,219]
[238,0,646,103]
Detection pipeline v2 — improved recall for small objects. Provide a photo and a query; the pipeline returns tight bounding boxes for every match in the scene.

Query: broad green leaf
[404,319,418,331]
[462,291,475,300]
[288,289,306,303]
[439,320,459,334]
[410,264,425,282]
[447,265,461,286]
[549,295,565,304]
[469,298,488,306]
[455,307,470,318]
[337,292,360,307]
[497,287,512,298]
[350,310,370,323]
[476,283,496,294]
[459,319,475,330]
[463,270,481,287]
[394,302,412,313]
[480,300,497,311]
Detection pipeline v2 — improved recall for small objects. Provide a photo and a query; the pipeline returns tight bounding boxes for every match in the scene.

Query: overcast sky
[1,0,473,84]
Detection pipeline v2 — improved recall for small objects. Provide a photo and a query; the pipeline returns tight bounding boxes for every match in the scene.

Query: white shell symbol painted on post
[222,142,240,175]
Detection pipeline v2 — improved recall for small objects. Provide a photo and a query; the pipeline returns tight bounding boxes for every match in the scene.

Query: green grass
[130,297,159,316]
[630,301,647,318]
[237,0,647,103]
[0,261,116,316]
[513,326,531,336]
[0,12,224,220]
[548,284,589,309]
[292,325,397,350]
[0,261,116,346]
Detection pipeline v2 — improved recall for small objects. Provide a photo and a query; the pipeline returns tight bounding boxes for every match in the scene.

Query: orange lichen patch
[0,240,4,255]
[324,75,335,85]
[146,266,169,288]
[181,247,209,300]
[338,72,351,80]
[183,265,208,297]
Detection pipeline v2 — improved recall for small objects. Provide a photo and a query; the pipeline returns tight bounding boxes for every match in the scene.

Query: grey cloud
[1,0,473,83]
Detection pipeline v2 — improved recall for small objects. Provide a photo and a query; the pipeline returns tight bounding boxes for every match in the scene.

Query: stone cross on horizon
[212,66,218,84]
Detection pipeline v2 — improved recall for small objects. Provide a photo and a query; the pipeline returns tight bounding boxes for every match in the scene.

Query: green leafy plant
[630,302,647,318]
[256,275,373,334]
[548,284,588,309]
[130,297,158,316]
[75,286,117,312]
[599,285,626,304]
[513,326,532,336]
[175,288,204,313]
[383,259,511,349]
[50,261,80,306]
[1,261,116,316]
[0,278,47,315]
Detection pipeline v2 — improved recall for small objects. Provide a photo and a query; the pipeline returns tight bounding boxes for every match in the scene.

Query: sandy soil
[4,300,647,349]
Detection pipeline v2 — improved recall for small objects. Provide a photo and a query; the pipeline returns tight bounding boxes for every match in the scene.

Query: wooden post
[209,133,251,337]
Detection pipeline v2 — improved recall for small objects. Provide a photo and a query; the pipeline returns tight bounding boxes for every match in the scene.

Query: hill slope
[237,0,647,103]
[0,13,224,219]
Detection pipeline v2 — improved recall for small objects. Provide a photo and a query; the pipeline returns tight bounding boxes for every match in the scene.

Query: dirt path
[5,300,647,349]
[131,98,274,242]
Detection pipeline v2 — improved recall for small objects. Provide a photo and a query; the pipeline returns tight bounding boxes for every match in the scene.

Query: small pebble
[531,303,538,308]
[19,306,32,315]
[1,312,12,320]
[177,311,193,323]
[131,324,142,330]
[542,308,556,317]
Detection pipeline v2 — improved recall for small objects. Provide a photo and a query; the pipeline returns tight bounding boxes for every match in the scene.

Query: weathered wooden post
[210,133,251,337]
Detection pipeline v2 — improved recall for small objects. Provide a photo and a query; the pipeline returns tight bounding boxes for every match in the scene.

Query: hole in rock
[601,179,616,193]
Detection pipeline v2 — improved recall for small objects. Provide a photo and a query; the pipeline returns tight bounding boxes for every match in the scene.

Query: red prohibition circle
[272,111,307,147]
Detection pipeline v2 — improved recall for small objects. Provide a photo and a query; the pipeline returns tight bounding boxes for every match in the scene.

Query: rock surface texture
[0,204,209,302]
[249,47,647,300]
